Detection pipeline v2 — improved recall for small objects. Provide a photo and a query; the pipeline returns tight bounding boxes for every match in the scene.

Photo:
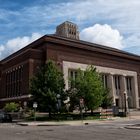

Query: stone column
[132,76,139,108]
[120,75,128,111]
[62,62,69,90]
[108,73,116,105]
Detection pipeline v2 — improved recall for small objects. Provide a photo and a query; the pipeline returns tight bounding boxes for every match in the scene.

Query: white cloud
[0,33,42,60]
[0,45,4,58]
[0,0,140,55]
[80,24,124,49]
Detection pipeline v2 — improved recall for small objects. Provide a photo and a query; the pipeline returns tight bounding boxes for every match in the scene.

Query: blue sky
[0,0,140,60]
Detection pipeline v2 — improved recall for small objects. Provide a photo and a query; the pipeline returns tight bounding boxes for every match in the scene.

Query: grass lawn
[25,112,112,121]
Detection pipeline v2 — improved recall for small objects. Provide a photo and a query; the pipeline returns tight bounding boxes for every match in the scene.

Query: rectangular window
[5,65,24,98]
[68,69,78,88]
[101,74,108,88]
[126,77,132,96]
[114,75,121,96]
[69,70,77,81]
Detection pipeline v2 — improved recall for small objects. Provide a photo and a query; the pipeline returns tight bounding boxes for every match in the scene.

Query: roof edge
[1,34,140,63]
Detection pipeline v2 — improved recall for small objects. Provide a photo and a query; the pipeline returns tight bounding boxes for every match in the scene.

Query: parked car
[0,111,12,123]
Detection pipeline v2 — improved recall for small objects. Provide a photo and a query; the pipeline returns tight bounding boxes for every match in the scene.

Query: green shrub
[4,102,19,112]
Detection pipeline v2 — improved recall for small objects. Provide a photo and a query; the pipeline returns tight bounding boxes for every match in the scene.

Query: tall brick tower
[56,21,79,40]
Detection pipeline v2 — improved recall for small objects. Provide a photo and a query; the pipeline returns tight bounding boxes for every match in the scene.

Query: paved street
[0,119,140,140]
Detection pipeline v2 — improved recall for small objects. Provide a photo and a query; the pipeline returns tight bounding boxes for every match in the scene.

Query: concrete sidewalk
[16,120,103,126]
[17,120,99,126]
[15,111,140,130]
[16,116,138,126]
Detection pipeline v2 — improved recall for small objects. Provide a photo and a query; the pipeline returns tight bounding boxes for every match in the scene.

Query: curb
[124,124,140,130]
[124,126,140,130]
[16,121,90,126]
[16,122,70,126]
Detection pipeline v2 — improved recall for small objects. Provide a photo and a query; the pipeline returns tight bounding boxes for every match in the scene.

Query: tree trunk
[48,106,52,119]
[91,109,93,115]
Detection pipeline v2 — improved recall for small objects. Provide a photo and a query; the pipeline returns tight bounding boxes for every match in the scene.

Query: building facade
[0,21,140,109]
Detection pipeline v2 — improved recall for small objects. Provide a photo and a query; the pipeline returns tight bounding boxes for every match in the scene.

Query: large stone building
[0,21,140,109]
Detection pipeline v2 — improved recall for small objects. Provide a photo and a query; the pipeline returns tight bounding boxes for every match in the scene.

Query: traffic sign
[33,102,38,108]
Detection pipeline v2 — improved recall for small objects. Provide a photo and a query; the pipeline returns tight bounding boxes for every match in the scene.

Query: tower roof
[56,21,79,40]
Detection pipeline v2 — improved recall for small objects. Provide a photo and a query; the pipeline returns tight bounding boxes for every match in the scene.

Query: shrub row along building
[0,21,140,109]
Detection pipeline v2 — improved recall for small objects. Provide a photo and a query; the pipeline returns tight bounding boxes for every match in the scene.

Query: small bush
[4,102,19,112]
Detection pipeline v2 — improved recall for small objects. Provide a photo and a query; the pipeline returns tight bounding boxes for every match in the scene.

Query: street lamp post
[56,94,61,113]
[80,98,84,122]
[124,92,127,116]
[56,94,61,121]
[33,102,38,122]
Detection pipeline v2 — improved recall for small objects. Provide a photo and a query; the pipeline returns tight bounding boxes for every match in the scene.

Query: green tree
[101,88,112,109]
[4,102,19,112]
[30,60,66,117]
[68,66,110,113]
